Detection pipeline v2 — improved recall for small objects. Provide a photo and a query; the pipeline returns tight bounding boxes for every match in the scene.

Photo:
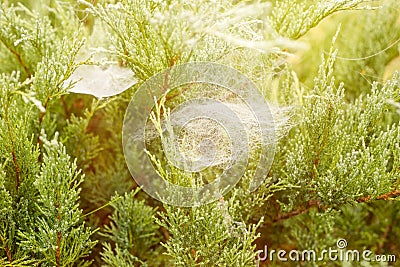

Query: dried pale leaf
[66,64,137,98]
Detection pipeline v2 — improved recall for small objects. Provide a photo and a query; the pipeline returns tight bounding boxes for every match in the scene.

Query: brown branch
[1,236,12,263]
[272,200,322,223]
[271,195,281,218]
[0,37,31,78]
[271,190,400,225]
[56,230,61,267]
[160,226,170,242]
[60,95,70,119]
[357,190,400,203]
[164,81,194,103]
[356,195,371,203]
[377,190,400,200]
[377,223,392,254]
